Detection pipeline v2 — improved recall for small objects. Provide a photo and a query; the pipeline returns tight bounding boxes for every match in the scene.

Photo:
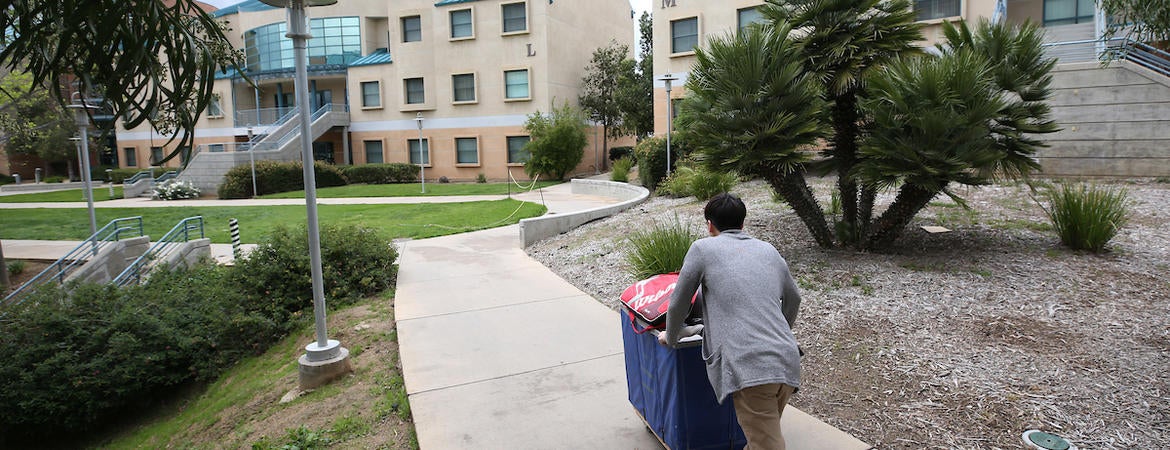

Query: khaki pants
[732,383,796,450]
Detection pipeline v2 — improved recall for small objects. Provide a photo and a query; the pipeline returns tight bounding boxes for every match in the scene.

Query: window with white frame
[914,0,961,21]
[671,17,698,54]
[1042,0,1094,25]
[361,81,381,107]
[453,73,476,102]
[409,138,430,165]
[501,2,527,33]
[506,136,530,164]
[404,77,425,104]
[364,140,384,164]
[123,147,137,167]
[402,15,421,42]
[504,69,529,100]
[450,8,474,39]
[456,137,479,164]
[737,7,765,33]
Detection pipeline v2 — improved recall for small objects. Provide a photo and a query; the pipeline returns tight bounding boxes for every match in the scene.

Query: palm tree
[761,0,923,247]
[677,23,833,247]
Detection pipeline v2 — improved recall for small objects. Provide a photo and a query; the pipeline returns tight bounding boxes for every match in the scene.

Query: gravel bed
[527,177,1170,449]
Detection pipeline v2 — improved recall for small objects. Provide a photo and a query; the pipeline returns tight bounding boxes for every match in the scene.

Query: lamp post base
[298,341,351,390]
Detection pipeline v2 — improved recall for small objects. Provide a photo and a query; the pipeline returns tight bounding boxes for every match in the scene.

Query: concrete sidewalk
[395,183,871,449]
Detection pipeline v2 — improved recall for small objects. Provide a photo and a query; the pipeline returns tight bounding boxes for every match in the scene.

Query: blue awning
[348,49,393,67]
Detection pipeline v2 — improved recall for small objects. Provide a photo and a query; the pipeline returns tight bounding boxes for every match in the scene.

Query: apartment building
[651,0,1170,177]
[115,0,635,192]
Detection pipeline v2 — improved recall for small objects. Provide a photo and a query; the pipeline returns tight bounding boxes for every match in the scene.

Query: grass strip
[0,187,125,203]
[259,181,560,199]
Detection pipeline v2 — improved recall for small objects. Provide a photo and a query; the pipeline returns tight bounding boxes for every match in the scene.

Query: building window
[453,73,476,102]
[123,147,137,167]
[150,147,164,165]
[501,2,527,33]
[405,77,425,104]
[450,8,474,39]
[504,69,530,100]
[671,17,698,54]
[244,16,361,72]
[409,138,430,165]
[915,0,962,21]
[208,144,225,153]
[1043,0,1094,25]
[402,15,422,42]
[361,81,381,107]
[506,136,530,164]
[456,137,479,164]
[364,140,384,164]
[208,94,224,117]
[737,7,765,33]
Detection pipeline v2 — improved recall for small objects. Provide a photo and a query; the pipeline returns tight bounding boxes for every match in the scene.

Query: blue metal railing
[3,216,145,306]
[153,171,179,183]
[124,170,156,185]
[112,216,204,287]
[1043,37,1170,77]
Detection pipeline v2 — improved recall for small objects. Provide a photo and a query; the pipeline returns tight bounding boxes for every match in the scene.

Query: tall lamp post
[260,0,350,390]
[68,103,98,235]
[415,112,425,194]
[247,126,258,198]
[658,74,678,177]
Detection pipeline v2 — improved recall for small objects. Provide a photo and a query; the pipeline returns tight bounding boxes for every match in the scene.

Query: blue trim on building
[349,49,393,67]
[434,0,482,6]
[210,0,280,18]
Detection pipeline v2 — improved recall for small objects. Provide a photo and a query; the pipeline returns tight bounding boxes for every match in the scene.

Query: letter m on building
[661,0,676,7]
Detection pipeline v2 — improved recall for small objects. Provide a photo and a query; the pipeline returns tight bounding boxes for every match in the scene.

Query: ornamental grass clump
[625,220,700,280]
[1041,183,1129,253]
[611,157,633,182]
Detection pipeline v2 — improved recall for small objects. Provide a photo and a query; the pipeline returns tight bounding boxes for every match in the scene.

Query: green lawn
[0,187,125,203]
[0,200,545,243]
[259,181,561,199]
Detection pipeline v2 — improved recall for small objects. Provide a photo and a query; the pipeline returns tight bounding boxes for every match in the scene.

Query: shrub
[625,220,701,280]
[659,165,738,200]
[634,133,689,190]
[7,260,25,276]
[522,102,588,180]
[611,157,634,183]
[218,160,347,199]
[609,146,635,162]
[476,173,488,184]
[1041,183,1129,253]
[153,179,201,200]
[233,223,398,327]
[44,175,66,183]
[0,264,281,441]
[1,173,15,185]
[340,163,417,185]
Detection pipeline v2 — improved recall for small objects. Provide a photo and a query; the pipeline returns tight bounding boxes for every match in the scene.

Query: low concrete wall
[156,238,212,270]
[66,236,150,284]
[518,179,649,247]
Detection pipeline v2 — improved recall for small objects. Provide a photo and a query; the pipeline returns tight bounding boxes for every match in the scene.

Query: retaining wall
[518,179,649,247]
[66,236,150,284]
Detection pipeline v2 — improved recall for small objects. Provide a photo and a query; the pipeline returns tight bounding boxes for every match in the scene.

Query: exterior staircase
[175,103,350,195]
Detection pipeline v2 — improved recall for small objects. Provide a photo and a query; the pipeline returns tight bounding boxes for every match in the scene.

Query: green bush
[611,157,634,183]
[1,173,16,185]
[43,175,66,183]
[476,173,488,184]
[659,166,738,200]
[634,133,689,190]
[609,146,635,163]
[522,102,588,180]
[1041,183,1129,253]
[624,220,701,280]
[7,260,25,276]
[233,223,399,327]
[0,264,281,441]
[340,163,417,185]
[218,160,347,199]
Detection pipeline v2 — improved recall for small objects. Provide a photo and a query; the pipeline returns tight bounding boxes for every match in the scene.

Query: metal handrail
[3,216,145,306]
[1043,37,1170,77]
[112,216,205,287]
[154,171,179,183]
[124,170,156,184]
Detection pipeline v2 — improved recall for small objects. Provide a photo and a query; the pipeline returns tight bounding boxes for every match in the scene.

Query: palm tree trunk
[0,240,9,289]
[831,93,861,246]
[865,184,940,250]
[858,184,876,243]
[762,166,834,248]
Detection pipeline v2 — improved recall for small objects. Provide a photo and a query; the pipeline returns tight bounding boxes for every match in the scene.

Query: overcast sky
[200,0,652,15]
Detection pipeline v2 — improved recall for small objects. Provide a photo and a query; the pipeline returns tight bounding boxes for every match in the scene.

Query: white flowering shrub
[153,180,201,200]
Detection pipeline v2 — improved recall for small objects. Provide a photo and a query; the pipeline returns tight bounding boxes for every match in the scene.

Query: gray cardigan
[664,230,802,403]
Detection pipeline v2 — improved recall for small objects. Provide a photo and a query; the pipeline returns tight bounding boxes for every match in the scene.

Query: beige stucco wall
[117,0,633,180]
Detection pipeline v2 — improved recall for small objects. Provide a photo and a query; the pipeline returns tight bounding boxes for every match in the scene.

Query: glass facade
[1044,0,1095,25]
[737,7,765,33]
[456,137,478,164]
[505,69,529,99]
[507,136,530,163]
[671,17,698,53]
[453,73,476,102]
[451,9,473,38]
[244,16,361,73]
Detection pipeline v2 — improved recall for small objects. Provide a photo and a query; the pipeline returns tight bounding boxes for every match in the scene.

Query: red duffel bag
[620,273,700,333]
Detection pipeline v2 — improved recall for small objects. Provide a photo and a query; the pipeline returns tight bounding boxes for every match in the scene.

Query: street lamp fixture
[658,74,678,177]
[67,103,98,235]
[415,112,425,194]
[259,0,350,390]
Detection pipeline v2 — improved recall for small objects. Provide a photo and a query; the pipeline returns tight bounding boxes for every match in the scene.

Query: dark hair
[704,193,746,231]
